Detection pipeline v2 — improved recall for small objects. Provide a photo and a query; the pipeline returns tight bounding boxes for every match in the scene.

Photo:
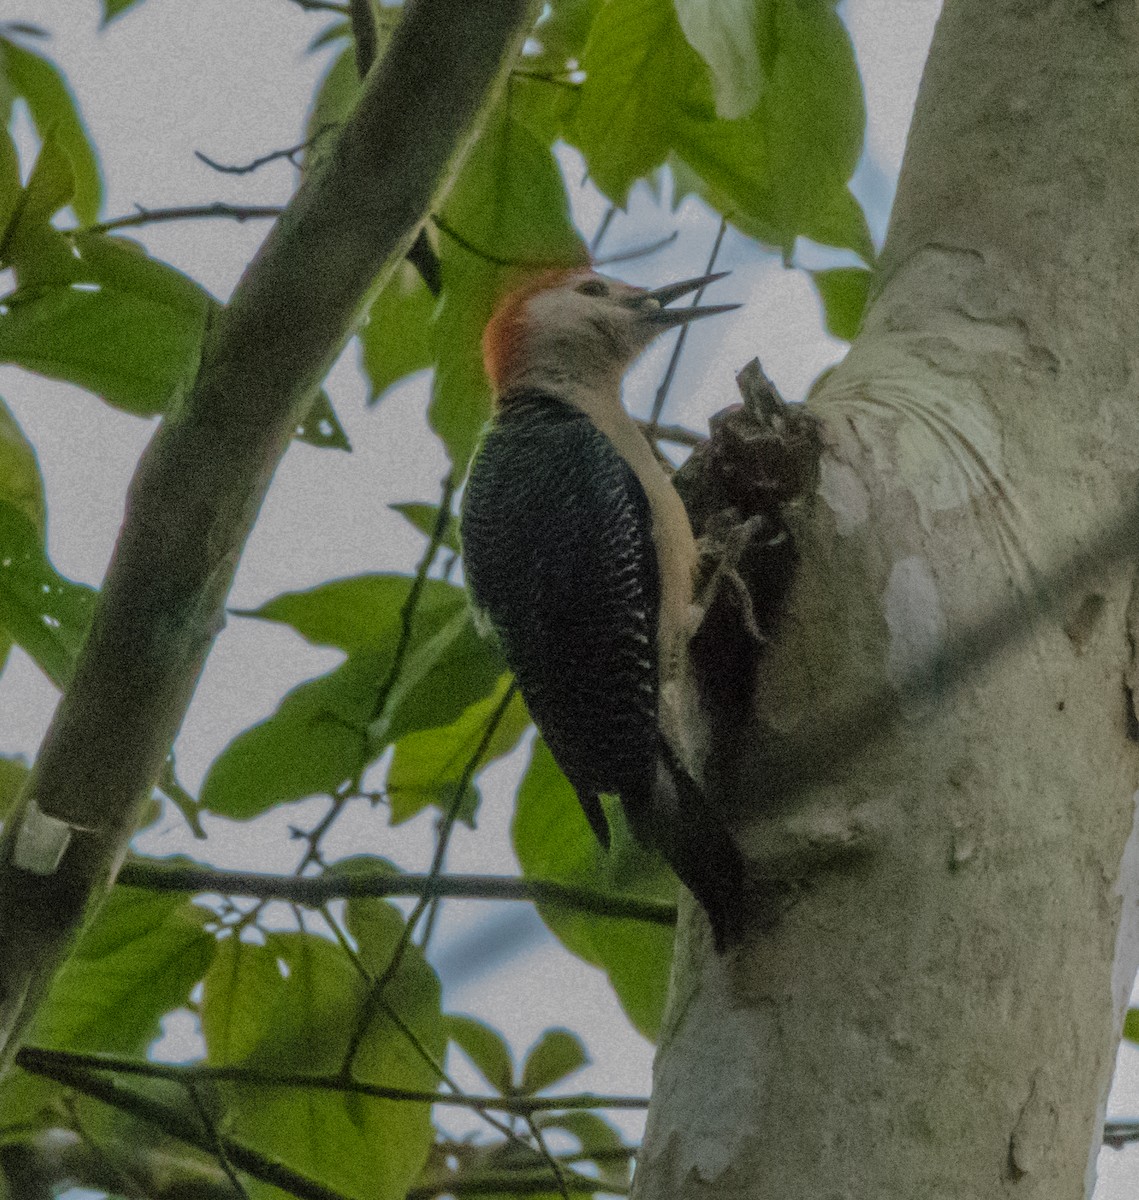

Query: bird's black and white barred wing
[460,393,661,847]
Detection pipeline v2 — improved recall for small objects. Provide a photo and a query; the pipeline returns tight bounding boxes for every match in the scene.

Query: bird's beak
[637,271,740,329]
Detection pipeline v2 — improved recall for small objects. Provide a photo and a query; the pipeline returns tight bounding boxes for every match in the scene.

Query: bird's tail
[630,742,747,953]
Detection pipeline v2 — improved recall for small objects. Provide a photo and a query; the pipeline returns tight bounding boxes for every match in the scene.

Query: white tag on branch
[13,798,76,875]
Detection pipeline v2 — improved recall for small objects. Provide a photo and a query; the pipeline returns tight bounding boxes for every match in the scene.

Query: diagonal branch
[0,0,541,1071]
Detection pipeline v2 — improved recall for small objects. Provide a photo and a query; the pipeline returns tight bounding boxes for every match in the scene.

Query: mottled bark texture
[635,2,1139,1197]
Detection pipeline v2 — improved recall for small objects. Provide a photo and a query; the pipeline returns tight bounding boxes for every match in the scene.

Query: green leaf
[431,102,586,469]
[376,606,503,746]
[810,265,872,342]
[309,20,352,54]
[511,0,595,145]
[533,0,601,66]
[296,388,352,451]
[0,126,21,243]
[0,498,97,688]
[324,852,403,885]
[674,0,762,119]
[198,651,383,819]
[674,0,872,259]
[228,925,441,1200]
[0,400,92,691]
[509,73,582,150]
[389,501,462,556]
[513,740,676,1041]
[0,362,44,682]
[204,576,502,818]
[102,0,147,23]
[238,573,463,655]
[0,891,213,1145]
[572,0,714,205]
[350,900,445,1195]
[0,131,79,287]
[0,403,92,686]
[308,42,357,128]
[0,232,213,415]
[444,1013,514,1093]
[1126,1008,1139,1044]
[344,899,446,1077]
[0,753,29,818]
[201,935,289,1066]
[0,37,102,223]
[0,198,345,449]
[0,395,44,535]
[386,674,528,827]
[571,0,870,259]
[429,253,495,474]
[361,259,436,404]
[31,889,215,1053]
[521,1028,588,1094]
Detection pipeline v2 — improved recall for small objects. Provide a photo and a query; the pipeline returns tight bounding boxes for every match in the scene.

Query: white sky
[3,1,1138,1196]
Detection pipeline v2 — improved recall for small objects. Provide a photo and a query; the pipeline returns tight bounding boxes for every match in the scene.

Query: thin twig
[526,1115,571,1200]
[369,472,457,725]
[343,683,521,1075]
[416,689,520,948]
[17,1048,651,1113]
[186,1082,250,1200]
[589,205,616,257]
[350,0,378,77]
[408,1168,628,1198]
[648,215,728,430]
[158,754,206,838]
[320,905,527,1152]
[20,1054,354,1200]
[636,418,703,449]
[63,1094,149,1200]
[89,201,443,296]
[299,793,351,871]
[432,214,577,271]
[511,69,582,91]
[116,860,677,924]
[1104,1119,1139,1148]
[418,680,520,947]
[233,789,348,935]
[87,203,283,235]
[194,126,337,176]
[595,230,678,267]
[0,0,540,1067]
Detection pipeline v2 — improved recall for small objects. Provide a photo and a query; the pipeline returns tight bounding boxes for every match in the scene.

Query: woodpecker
[460,267,746,951]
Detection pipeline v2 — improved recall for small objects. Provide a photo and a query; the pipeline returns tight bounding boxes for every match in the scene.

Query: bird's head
[482,267,738,399]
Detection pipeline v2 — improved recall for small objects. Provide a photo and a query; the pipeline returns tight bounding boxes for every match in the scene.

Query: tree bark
[0,0,539,1069]
[636,1,1139,1196]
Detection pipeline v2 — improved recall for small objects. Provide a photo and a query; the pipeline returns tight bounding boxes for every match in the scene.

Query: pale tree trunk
[635,1,1139,1197]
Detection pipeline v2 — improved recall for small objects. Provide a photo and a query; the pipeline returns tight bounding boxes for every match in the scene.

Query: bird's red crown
[481,267,594,394]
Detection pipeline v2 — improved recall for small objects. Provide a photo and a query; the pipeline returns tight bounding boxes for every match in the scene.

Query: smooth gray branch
[0,0,541,1069]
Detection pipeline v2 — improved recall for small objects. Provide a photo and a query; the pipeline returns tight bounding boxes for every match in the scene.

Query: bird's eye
[576,278,609,298]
